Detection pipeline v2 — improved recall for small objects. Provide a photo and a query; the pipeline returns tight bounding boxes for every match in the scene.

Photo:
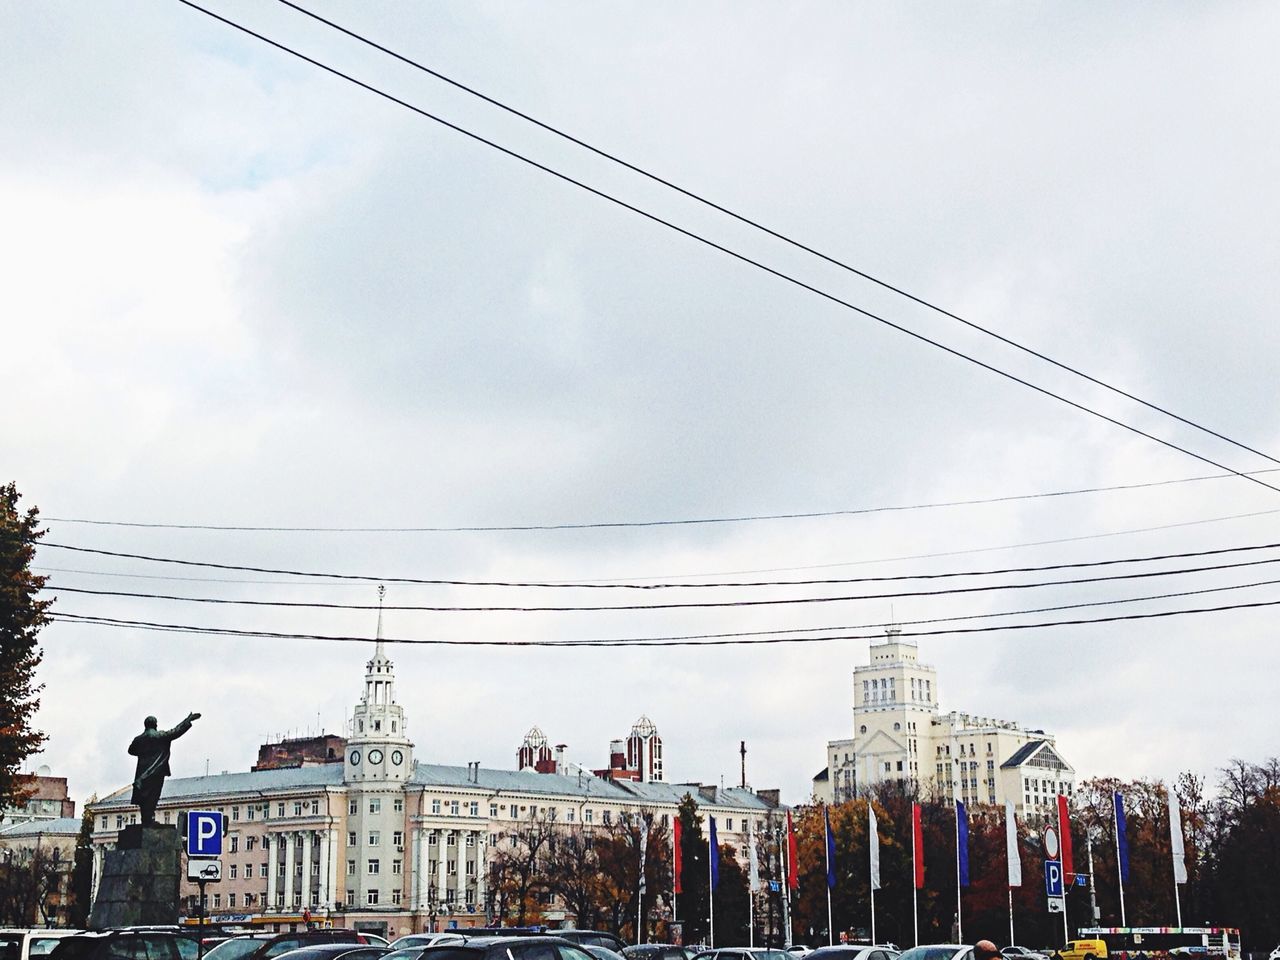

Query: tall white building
[812,630,1074,814]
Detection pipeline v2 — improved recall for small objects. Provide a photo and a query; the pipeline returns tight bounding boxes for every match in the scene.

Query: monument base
[89,825,183,929]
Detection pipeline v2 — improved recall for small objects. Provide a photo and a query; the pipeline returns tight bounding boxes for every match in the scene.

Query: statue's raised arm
[129,712,200,826]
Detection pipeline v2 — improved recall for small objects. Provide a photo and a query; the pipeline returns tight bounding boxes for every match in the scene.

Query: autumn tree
[0,483,49,811]
[545,824,608,932]
[488,812,555,926]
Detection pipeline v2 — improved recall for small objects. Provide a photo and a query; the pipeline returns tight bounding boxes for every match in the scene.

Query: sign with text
[1045,859,1064,897]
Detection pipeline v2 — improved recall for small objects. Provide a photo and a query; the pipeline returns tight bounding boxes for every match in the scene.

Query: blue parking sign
[187,811,224,856]
[1044,859,1064,897]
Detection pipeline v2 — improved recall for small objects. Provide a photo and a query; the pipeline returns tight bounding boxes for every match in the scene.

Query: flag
[1169,791,1188,885]
[956,800,970,888]
[1057,794,1075,876]
[824,807,836,890]
[709,816,721,889]
[1005,800,1022,887]
[673,816,683,895]
[912,802,925,890]
[638,815,650,895]
[1114,792,1130,884]
[869,804,881,891]
[786,811,799,890]
[748,817,760,893]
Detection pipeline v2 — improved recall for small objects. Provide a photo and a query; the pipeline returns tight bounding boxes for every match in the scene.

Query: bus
[1077,927,1242,960]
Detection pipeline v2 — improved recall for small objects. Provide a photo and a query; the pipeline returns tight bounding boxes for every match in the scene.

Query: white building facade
[812,631,1074,813]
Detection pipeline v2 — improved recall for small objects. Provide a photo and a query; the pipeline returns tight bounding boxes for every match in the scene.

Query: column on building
[414,826,428,918]
[317,827,332,912]
[300,831,314,907]
[473,830,486,915]
[436,837,448,908]
[283,832,296,909]
[266,834,278,910]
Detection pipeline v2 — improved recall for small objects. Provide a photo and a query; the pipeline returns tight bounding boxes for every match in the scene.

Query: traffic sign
[1044,826,1060,860]
[187,858,222,882]
[1044,859,1064,897]
[1074,873,1088,887]
[187,810,224,857]
[1047,897,1065,913]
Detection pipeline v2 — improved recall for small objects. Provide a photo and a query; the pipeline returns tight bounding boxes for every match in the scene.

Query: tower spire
[375,583,386,656]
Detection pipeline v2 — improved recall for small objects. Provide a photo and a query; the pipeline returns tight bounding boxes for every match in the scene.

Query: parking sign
[187,810,224,857]
[1044,859,1064,897]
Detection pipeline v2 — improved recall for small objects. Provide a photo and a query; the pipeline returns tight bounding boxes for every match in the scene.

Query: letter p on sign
[187,810,224,856]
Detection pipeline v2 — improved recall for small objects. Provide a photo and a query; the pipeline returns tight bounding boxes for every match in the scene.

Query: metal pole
[1114,803,1126,927]
[824,819,833,947]
[197,879,206,960]
[870,884,876,945]
[955,805,963,945]
[1087,835,1099,924]
[1174,883,1183,929]
[911,808,919,947]
[1008,889,1014,947]
[709,836,715,948]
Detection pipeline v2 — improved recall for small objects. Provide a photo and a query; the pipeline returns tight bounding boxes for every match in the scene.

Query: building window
[584,809,593,824]
[465,860,477,876]
[367,890,379,905]
[230,836,239,853]
[447,860,456,875]
[393,831,403,847]
[490,804,499,818]
[602,810,612,826]
[260,863,268,878]
[432,799,441,815]
[228,893,236,907]
[347,860,356,876]
[394,798,403,813]
[348,831,357,846]
[368,831,380,846]
[345,890,355,906]
[369,799,381,814]
[509,807,519,820]
[213,893,221,908]
[247,805,255,821]
[465,834,476,847]
[726,819,734,831]
[392,859,402,875]
[349,800,358,815]
[293,802,303,817]
[276,803,285,818]
[368,859,380,874]
[449,800,459,816]
[232,806,240,822]
[428,831,439,845]
[446,832,456,847]
[469,801,479,817]
[247,836,256,851]
[392,889,402,905]
[230,864,238,879]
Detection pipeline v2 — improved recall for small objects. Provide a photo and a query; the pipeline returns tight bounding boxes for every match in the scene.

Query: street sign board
[187,858,222,882]
[1047,897,1065,913]
[1045,859,1064,897]
[1074,873,1088,887]
[187,811,224,857]
[1044,826,1060,860]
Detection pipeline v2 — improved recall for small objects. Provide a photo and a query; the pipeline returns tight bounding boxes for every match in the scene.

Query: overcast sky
[4,1,1280,808]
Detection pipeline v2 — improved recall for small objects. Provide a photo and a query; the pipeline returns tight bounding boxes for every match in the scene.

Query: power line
[272,0,1280,470]
[39,554,1280,613]
[39,467,1280,533]
[34,538,1280,589]
[175,0,1280,499]
[47,593,1280,647]
[31,504,1280,586]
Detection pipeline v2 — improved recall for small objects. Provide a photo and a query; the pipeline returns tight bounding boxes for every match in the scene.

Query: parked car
[581,948,627,960]
[272,945,388,960]
[0,930,84,960]
[1057,941,1108,960]
[207,931,368,960]
[419,935,599,960]
[1002,949,1048,960]
[691,950,792,960]
[389,937,465,953]
[810,946,900,960]
[622,945,697,960]
[555,935,628,955]
[787,951,813,959]
[48,930,199,960]
[896,945,974,960]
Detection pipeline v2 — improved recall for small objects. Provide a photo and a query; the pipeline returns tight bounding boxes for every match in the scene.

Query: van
[1059,941,1109,960]
[0,929,84,960]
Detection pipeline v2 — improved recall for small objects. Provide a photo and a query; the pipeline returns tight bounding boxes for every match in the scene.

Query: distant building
[253,735,347,771]
[812,630,1074,814]
[0,816,80,925]
[593,716,664,783]
[1,766,77,826]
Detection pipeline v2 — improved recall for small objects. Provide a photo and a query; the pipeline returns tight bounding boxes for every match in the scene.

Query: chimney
[610,740,626,768]
[555,744,567,773]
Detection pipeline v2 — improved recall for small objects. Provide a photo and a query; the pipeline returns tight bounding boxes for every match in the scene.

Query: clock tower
[346,589,413,784]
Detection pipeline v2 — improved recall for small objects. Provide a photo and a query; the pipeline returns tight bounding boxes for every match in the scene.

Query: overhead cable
[174,0,1280,498]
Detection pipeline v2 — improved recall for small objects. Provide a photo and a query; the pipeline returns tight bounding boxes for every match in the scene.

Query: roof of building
[88,760,775,813]
[812,767,830,782]
[1001,739,1049,769]
[0,816,81,837]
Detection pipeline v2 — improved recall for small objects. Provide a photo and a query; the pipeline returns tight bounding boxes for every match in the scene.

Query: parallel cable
[33,538,1280,589]
[47,594,1280,647]
[175,0,1280,498]
[39,554,1280,612]
[39,467,1280,533]
[272,0,1280,469]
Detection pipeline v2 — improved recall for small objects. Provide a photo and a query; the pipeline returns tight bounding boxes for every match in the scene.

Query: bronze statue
[129,712,200,826]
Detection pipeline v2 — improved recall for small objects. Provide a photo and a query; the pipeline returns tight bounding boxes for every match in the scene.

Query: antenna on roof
[740,741,747,789]
[374,584,386,652]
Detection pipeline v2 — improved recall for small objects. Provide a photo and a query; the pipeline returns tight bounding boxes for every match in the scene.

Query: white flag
[1168,791,1188,885]
[869,804,881,891]
[1005,800,1022,887]
[748,817,760,893]
[638,815,649,894]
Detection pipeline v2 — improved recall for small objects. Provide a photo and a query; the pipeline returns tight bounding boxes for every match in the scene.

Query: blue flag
[709,816,720,889]
[956,800,970,888]
[1114,792,1131,883]
[825,807,836,889]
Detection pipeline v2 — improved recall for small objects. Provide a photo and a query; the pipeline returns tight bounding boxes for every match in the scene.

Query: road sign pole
[196,878,206,960]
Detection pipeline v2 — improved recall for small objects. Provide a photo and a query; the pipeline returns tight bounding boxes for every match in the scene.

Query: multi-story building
[1,766,77,826]
[812,630,1074,814]
[87,637,779,938]
[0,815,80,925]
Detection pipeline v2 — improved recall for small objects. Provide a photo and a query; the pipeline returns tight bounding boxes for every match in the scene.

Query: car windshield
[898,949,962,960]
[206,942,269,960]
[415,950,484,960]
[384,951,425,960]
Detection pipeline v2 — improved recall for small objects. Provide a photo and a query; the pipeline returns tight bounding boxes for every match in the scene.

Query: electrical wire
[32,537,1280,589]
[47,593,1280,647]
[39,467,1280,533]
[175,0,1280,499]
[272,0,1280,470]
[39,554,1280,613]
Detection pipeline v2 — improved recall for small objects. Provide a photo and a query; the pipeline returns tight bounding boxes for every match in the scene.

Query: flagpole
[824,809,833,947]
[1008,889,1014,947]
[708,837,715,949]
[911,806,919,948]
[1114,795,1126,927]
[955,802,963,944]
[781,820,794,948]
[869,805,877,945]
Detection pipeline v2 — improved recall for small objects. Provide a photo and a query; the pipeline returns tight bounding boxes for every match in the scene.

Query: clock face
[391,750,403,766]
[369,749,384,765]
[350,750,361,766]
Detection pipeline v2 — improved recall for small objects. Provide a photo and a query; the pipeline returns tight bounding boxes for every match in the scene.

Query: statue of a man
[129,712,200,826]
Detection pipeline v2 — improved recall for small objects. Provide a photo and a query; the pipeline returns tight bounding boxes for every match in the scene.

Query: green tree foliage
[0,482,49,810]
[69,796,98,927]
[676,795,710,944]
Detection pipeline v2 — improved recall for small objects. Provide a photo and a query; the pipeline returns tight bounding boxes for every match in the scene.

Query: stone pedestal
[89,825,182,929]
